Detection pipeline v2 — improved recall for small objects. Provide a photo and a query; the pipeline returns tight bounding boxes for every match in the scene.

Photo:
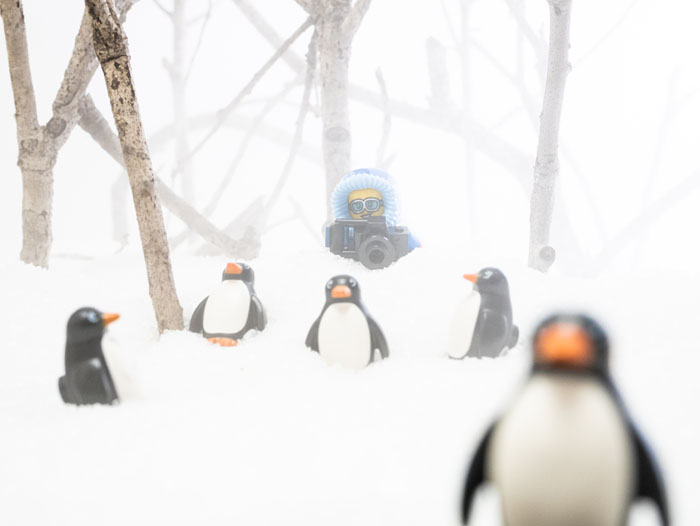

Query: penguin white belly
[101,335,134,401]
[202,280,251,335]
[447,291,481,358]
[318,303,372,370]
[488,375,634,526]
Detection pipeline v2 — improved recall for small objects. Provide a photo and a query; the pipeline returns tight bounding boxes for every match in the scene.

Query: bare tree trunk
[295,0,372,221]
[528,0,572,272]
[1,0,53,267]
[1,0,134,268]
[86,0,183,332]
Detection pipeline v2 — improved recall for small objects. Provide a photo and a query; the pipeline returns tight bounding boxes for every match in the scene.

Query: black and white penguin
[189,262,266,346]
[305,275,388,370]
[58,307,120,406]
[448,267,518,359]
[461,314,669,526]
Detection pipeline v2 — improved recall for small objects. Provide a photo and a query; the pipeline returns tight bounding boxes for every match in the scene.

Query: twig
[342,0,372,37]
[187,15,314,159]
[230,0,305,72]
[262,29,318,218]
[153,0,172,17]
[77,95,254,259]
[374,68,392,169]
[184,0,212,82]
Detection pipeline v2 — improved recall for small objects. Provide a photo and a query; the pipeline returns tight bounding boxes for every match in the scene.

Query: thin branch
[184,0,212,82]
[262,29,317,219]
[294,0,314,14]
[153,0,173,17]
[231,0,305,72]
[202,81,299,218]
[342,0,372,37]
[77,95,253,258]
[187,15,314,159]
[590,170,700,271]
[374,68,392,169]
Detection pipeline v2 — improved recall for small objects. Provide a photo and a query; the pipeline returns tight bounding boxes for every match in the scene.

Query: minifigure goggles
[349,197,383,214]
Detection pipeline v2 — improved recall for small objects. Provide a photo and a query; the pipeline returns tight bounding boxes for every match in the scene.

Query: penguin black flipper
[367,316,389,360]
[248,294,267,331]
[305,316,321,352]
[188,297,208,333]
[461,423,495,524]
[507,324,519,348]
[630,423,670,526]
[474,310,509,358]
[61,358,119,405]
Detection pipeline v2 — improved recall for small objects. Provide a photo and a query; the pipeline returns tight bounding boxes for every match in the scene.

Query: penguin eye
[326,281,333,289]
[483,270,492,279]
[86,311,99,324]
[348,278,356,287]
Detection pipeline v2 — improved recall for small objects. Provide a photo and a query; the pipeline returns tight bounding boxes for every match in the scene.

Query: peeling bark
[86,0,183,332]
[528,0,572,272]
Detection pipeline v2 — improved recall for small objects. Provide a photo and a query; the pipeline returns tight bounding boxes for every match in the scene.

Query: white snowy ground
[0,245,696,525]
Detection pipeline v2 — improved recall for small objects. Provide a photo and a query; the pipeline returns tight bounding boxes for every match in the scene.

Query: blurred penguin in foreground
[461,313,669,526]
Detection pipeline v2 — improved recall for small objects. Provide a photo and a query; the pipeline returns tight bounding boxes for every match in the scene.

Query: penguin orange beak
[463,273,478,283]
[226,262,243,274]
[102,313,120,326]
[331,285,352,299]
[535,323,593,367]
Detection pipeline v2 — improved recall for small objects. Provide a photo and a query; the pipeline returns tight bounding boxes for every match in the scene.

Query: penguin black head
[463,267,509,296]
[531,313,609,376]
[222,262,254,283]
[324,275,361,304]
[66,307,120,343]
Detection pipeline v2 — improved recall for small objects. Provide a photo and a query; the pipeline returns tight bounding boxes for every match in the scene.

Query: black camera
[327,216,410,269]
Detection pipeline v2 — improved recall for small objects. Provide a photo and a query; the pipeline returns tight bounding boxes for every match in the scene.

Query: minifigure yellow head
[347,188,384,219]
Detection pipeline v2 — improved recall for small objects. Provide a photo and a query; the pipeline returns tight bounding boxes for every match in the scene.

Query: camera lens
[358,235,396,269]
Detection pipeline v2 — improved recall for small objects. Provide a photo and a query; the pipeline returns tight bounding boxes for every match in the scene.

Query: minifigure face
[348,188,384,219]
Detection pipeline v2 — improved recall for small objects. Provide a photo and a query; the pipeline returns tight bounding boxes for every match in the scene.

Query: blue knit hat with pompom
[331,168,400,225]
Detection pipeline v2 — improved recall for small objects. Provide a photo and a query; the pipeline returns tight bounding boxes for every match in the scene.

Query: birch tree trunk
[86,0,183,332]
[1,0,134,268]
[1,0,54,267]
[295,0,372,221]
[528,0,572,272]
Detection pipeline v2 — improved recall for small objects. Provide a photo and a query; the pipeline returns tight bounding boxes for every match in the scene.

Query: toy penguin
[448,268,518,359]
[189,262,266,346]
[305,275,388,370]
[461,314,669,526]
[58,307,120,406]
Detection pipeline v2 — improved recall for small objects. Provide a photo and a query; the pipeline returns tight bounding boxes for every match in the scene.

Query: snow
[2,0,700,523]
[1,246,697,524]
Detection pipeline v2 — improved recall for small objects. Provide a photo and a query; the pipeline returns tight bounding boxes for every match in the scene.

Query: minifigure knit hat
[331,168,400,225]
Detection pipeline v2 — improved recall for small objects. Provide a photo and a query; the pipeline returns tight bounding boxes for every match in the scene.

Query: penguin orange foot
[460,313,669,526]
[208,337,238,347]
[189,262,266,344]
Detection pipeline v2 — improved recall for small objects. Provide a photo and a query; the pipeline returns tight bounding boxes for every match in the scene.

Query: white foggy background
[1,1,699,524]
